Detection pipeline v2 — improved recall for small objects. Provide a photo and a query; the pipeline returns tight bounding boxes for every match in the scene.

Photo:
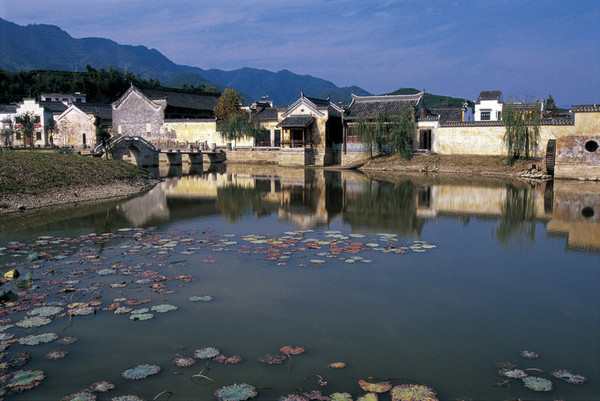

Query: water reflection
[2,163,599,252]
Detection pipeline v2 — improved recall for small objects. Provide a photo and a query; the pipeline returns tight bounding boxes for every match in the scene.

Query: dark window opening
[480,111,491,120]
[584,140,599,152]
[582,206,595,218]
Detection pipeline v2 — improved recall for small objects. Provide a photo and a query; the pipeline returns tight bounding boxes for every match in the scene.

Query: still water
[0,164,598,401]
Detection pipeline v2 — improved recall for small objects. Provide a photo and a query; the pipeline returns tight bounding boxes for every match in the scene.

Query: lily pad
[391,384,439,401]
[194,347,220,359]
[18,333,58,346]
[111,396,145,401]
[172,357,196,367]
[16,316,52,328]
[358,379,392,393]
[329,362,347,368]
[4,369,45,393]
[129,313,153,321]
[44,350,69,360]
[522,376,553,392]
[519,350,539,359]
[150,304,178,313]
[330,393,353,401]
[27,306,64,317]
[257,353,286,365]
[551,369,586,384]
[60,392,97,401]
[214,383,257,401]
[498,368,527,379]
[88,381,116,392]
[279,345,305,355]
[121,363,161,380]
[189,295,213,302]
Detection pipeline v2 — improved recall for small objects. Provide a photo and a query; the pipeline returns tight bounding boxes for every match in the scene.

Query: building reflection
[115,164,600,252]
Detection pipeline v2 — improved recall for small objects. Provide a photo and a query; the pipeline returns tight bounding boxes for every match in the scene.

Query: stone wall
[113,90,166,140]
[225,147,310,166]
[555,135,600,180]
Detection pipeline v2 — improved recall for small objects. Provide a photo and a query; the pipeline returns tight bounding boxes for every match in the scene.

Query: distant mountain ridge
[0,18,370,104]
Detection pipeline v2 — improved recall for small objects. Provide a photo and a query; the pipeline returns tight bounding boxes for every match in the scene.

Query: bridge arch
[105,136,159,167]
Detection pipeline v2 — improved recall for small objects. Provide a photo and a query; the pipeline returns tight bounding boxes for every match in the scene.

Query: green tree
[94,114,111,158]
[213,88,243,122]
[219,112,268,144]
[543,95,559,118]
[355,110,414,160]
[16,112,36,149]
[503,101,541,163]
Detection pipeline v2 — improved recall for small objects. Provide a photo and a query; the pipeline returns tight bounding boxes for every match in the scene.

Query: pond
[0,163,598,401]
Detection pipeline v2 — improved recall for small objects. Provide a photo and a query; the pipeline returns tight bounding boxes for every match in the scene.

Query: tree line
[0,66,218,104]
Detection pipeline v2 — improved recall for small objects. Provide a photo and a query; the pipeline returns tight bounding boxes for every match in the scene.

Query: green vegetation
[0,67,218,104]
[355,111,415,160]
[15,112,35,148]
[219,113,268,144]
[388,87,472,109]
[0,151,150,194]
[213,88,243,122]
[503,101,541,163]
[543,95,559,117]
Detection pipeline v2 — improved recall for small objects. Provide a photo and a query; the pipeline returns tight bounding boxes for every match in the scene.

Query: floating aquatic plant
[8,352,31,368]
[131,308,150,314]
[189,295,213,302]
[329,362,347,369]
[213,354,242,364]
[551,370,586,384]
[60,391,97,401]
[358,379,392,393]
[27,306,64,317]
[4,369,45,393]
[258,353,286,365]
[214,383,257,401]
[279,345,305,355]
[279,394,308,401]
[330,393,352,401]
[498,368,527,379]
[121,364,161,380]
[129,313,153,321]
[44,350,69,360]
[522,376,553,391]
[150,304,178,313]
[111,396,145,401]
[357,394,378,401]
[114,307,132,314]
[57,336,78,345]
[69,307,95,316]
[172,357,196,367]
[391,384,439,401]
[194,347,220,359]
[18,333,58,346]
[88,381,116,392]
[519,350,539,359]
[16,316,52,328]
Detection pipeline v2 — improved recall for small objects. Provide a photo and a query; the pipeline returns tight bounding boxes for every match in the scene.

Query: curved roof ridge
[351,91,424,102]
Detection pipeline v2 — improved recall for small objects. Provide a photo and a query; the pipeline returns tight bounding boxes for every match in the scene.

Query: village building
[474,90,503,121]
[40,92,87,104]
[54,102,112,148]
[0,103,18,147]
[112,84,223,148]
[13,98,68,147]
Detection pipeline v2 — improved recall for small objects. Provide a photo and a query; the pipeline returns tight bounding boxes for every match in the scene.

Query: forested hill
[0,18,370,104]
[388,88,472,109]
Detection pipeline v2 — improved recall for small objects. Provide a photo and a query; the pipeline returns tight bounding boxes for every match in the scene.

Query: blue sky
[2,0,599,106]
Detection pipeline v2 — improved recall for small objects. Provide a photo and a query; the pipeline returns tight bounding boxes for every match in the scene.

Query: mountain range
[0,18,371,105]
[0,18,469,107]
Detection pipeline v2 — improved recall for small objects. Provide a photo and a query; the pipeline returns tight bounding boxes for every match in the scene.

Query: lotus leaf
[114,307,132,314]
[519,350,539,359]
[279,395,308,401]
[44,350,69,360]
[258,353,286,365]
[551,369,586,384]
[8,352,31,368]
[111,396,145,401]
[150,304,178,313]
[16,316,52,328]
[357,394,378,401]
[69,307,95,316]
[27,306,64,317]
[330,393,352,401]
[329,362,347,368]
[391,384,439,401]
[88,381,116,392]
[5,369,45,393]
[522,376,553,391]
[194,347,220,359]
[129,313,153,321]
[189,295,213,302]
[498,368,527,379]
[18,333,58,346]
[61,391,97,401]
[358,379,392,393]
[279,345,305,355]
[172,357,196,367]
[214,354,242,364]
[57,336,78,345]
[214,383,257,401]
[121,364,161,380]
[131,308,150,314]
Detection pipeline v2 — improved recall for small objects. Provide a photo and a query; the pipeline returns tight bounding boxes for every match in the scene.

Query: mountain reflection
[113,164,600,252]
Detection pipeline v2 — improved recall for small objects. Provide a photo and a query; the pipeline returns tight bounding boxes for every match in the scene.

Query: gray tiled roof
[0,103,18,113]
[137,85,220,111]
[40,101,68,113]
[572,104,599,112]
[277,115,315,128]
[74,102,113,121]
[428,107,463,123]
[345,92,423,120]
[477,90,503,102]
[252,106,279,121]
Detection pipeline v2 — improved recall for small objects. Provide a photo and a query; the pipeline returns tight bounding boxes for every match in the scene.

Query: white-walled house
[474,90,503,121]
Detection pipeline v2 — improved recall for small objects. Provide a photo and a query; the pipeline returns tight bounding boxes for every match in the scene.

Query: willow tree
[355,110,414,160]
[503,101,541,163]
[219,112,268,145]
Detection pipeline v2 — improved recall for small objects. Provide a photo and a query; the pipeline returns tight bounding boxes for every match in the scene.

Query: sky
[1,0,599,106]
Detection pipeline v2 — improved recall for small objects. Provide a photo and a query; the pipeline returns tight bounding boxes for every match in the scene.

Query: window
[480,111,491,120]
[36,131,42,140]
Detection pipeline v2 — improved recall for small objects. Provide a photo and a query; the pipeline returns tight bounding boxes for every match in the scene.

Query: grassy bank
[0,151,152,195]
